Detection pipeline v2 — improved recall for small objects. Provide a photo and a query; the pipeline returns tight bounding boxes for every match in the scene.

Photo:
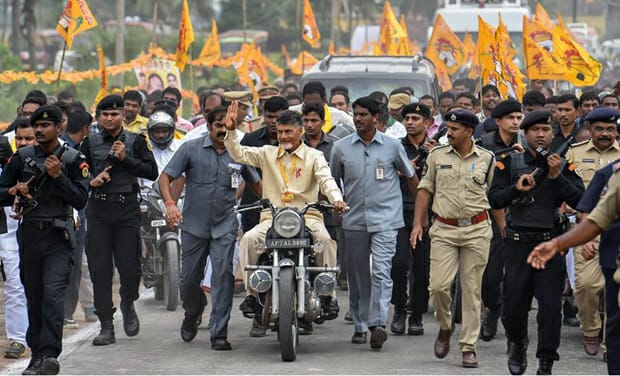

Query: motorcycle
[139,185,182,311]
[236,199,340,362]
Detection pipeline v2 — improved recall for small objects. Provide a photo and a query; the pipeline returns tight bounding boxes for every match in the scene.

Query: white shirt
[143,139,182,188]
[290,103,355,130]
[181,125,245,144]
[385,120,407,139]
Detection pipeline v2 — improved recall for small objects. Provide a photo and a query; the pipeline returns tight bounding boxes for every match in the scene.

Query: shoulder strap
[18,145,36,159]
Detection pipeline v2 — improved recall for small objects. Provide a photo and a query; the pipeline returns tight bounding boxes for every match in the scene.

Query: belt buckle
[99,192,107,201]
[457,218,472,227]
[119,195,126,204]
[543,232,551,241]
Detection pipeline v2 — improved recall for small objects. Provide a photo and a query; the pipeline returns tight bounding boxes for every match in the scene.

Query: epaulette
[428,144,450,154]
[570,139,589,148]
[613,160,620,174]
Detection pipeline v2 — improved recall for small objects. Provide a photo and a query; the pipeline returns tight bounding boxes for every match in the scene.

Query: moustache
[216,132,226,138]
[598,137,612,141]
[35,132,44,137]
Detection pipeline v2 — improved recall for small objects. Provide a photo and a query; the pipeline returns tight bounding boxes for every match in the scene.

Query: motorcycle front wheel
[278,267,298,362]
[163,239,180,311]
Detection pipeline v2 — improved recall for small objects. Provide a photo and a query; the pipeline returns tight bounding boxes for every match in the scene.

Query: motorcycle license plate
[150,219,167,227]
[266,238,311,249]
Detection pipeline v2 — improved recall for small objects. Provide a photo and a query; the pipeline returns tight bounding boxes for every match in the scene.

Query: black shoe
[211,338,232,351]
[249,316,267,337]
[321,296,339,320]
[39,356,60,375]
[408,314,424,336]
[121,302,140,337]
[370,326,388,349]
[507,340,528,375]
[181,314,199,342]
[298,319,313,335]
[351,331,367,344]
[481,308,501,341]
[239,295,260,318]
[390,309,407,335]
[22,357,41,375]
[338,279,348,291]
[536,358,553,375]
[344,311,353,322]
[92,321,116,346]
[563,298,580,327]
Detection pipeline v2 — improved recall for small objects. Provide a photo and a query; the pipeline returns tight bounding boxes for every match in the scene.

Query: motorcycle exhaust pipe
[313,272,336,296]
[249,269,272,293]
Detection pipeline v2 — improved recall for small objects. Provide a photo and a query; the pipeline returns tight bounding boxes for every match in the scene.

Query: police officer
[488,110,585,375]
[0,105,90,375]
[476,99,524,341]
[529,159,620,374]
[80,95,158,346]
[411,109,495,368]
[390,103,432,336]
[565,107,620,357]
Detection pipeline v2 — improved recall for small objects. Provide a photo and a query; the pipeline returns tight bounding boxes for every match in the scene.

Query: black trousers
[86,199,141,321]
[64,208,88,319]
[602,267,620,375]
[502,237,563,361]
[482,228,504,311]
[18,223,73,358]
[391,223,430,316]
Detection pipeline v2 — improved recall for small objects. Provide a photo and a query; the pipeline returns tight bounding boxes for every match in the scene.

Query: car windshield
[315,78,431,102]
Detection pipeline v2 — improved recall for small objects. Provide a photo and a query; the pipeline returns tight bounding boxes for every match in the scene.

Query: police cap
[258,85,280,100]
[387,93,410,110]
[584,107,620,124]
[444,109,479,129]
[30,105,63,125]
[97,94,124,111]
[491,99,522,119]
[223,91,253,107]
[401,103,431,119]
[520,109,553,130]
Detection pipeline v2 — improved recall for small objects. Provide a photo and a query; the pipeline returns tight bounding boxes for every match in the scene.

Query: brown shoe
[434,328,452,359]
[462,351,479,368]
[583,335,599,356]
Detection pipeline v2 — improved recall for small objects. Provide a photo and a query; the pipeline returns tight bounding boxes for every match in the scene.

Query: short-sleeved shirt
[330,130,414,232]
[125,115,149,135]
[418,143,495,219]
[588,168,620,233]
[565,139,620,187]
[576,160,620,268]
[164,136,259,239]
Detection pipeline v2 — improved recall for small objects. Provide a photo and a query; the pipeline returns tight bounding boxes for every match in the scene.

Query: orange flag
[552,25,602,86]
[302,0,321,49]
[328,41,336,55]
[434,58,453,91]
[289,51,319,75]
[379,0,407,53]
[198,18,220,65]
[497,14,518,59]
[56,0,98,49]
[497,25,526,100]
[523,15,552,50]
[534,2,554,31]
[426,14,465,75]
[175,0,195,71]
[523,35,567,80]
[477,16,498,73]
[92,46,108,110]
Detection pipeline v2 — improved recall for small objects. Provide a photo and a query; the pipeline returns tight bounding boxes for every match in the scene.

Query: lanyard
[277,148,299,188]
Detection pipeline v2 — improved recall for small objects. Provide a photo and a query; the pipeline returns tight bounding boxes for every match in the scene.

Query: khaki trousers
[574,238,606,347]
[429,219,491,353]
[239,217,337,295]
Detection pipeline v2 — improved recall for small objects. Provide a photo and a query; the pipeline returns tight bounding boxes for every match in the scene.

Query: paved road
[5,290,608,375]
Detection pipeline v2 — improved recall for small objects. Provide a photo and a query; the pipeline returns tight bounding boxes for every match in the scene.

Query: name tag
[581,159,595,163]
[376,159,384,180]
[228,163,241,189]
[440,165,452,169]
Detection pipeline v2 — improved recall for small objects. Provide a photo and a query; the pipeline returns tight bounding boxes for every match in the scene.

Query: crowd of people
[0,75,620,375]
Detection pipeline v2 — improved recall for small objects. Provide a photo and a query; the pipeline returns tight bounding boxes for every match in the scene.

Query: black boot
[121,301,140,336]
[390,308,407,335]
[507,339,528,375]
[249,310,266,337]
[481,307,501,341]
[408,314,424,336]
[22,356,42,375]
[563,296,580,327]
[92,320,116,346]
[536,358,553,375]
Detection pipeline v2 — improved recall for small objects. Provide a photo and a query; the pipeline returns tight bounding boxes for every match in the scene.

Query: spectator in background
[286,93,303,107]
[522,90,546,115]
[123,90,149,135]
[163,87,194,133]
[601,93,619,108]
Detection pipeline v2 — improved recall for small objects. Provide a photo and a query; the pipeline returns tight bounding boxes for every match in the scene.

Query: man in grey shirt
[159,106,261,350]
[330,96,418,350]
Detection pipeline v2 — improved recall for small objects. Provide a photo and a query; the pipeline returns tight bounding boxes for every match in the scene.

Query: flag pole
[242,0,247,42]
[189,45,195,113]
[55,41,68,96]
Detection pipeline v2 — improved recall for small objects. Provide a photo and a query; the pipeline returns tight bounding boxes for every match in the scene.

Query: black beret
[96,94,124,111]
[520,109,553,130]
[401,103,431,119]
[30,105,63,125]
[66,111,93,133]
[482,118,498,133]
[491,99,522,119]
[444,109,479,128]
[584,107,620,124]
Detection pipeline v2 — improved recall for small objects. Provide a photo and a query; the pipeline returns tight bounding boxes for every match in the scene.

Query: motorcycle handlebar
[234,199,349,214]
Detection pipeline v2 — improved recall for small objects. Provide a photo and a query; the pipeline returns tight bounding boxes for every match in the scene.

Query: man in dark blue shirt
[575,159,620,373]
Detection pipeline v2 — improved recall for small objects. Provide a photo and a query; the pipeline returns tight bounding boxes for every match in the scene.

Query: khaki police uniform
[223,91,264,133]
[567,138,620,345]
[419,140,495,353]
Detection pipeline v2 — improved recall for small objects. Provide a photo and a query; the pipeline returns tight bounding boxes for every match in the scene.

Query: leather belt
[90,191,136,203]
[505,228,557,242]
[22,220,54,230]
[435,211,488,227]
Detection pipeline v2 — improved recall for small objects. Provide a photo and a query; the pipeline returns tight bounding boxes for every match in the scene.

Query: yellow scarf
[321,104,334,134]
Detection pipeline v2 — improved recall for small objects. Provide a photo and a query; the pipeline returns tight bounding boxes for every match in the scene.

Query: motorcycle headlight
[273,210,302,238]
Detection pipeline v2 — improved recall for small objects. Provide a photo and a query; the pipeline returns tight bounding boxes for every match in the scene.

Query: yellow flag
[379,0,407,53]
[534,2,554,31]
[198,18,220,65]
[302,0,321,49]
[463,32,479,79]
[497,14,518,59]
[434,58,453,91]
[425,14,465,75]
[328,41,336,55]
[477,16,498,72]
[289,51,319,75]
[523,35,567,80]
[372,42,383,56]
[92,46,107,111]
[56,0,98,49]
[281,44,292,66]
[552,25,602,86]
[175,0,195,72]
[497,26,526,100]
[523,15,552,50]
